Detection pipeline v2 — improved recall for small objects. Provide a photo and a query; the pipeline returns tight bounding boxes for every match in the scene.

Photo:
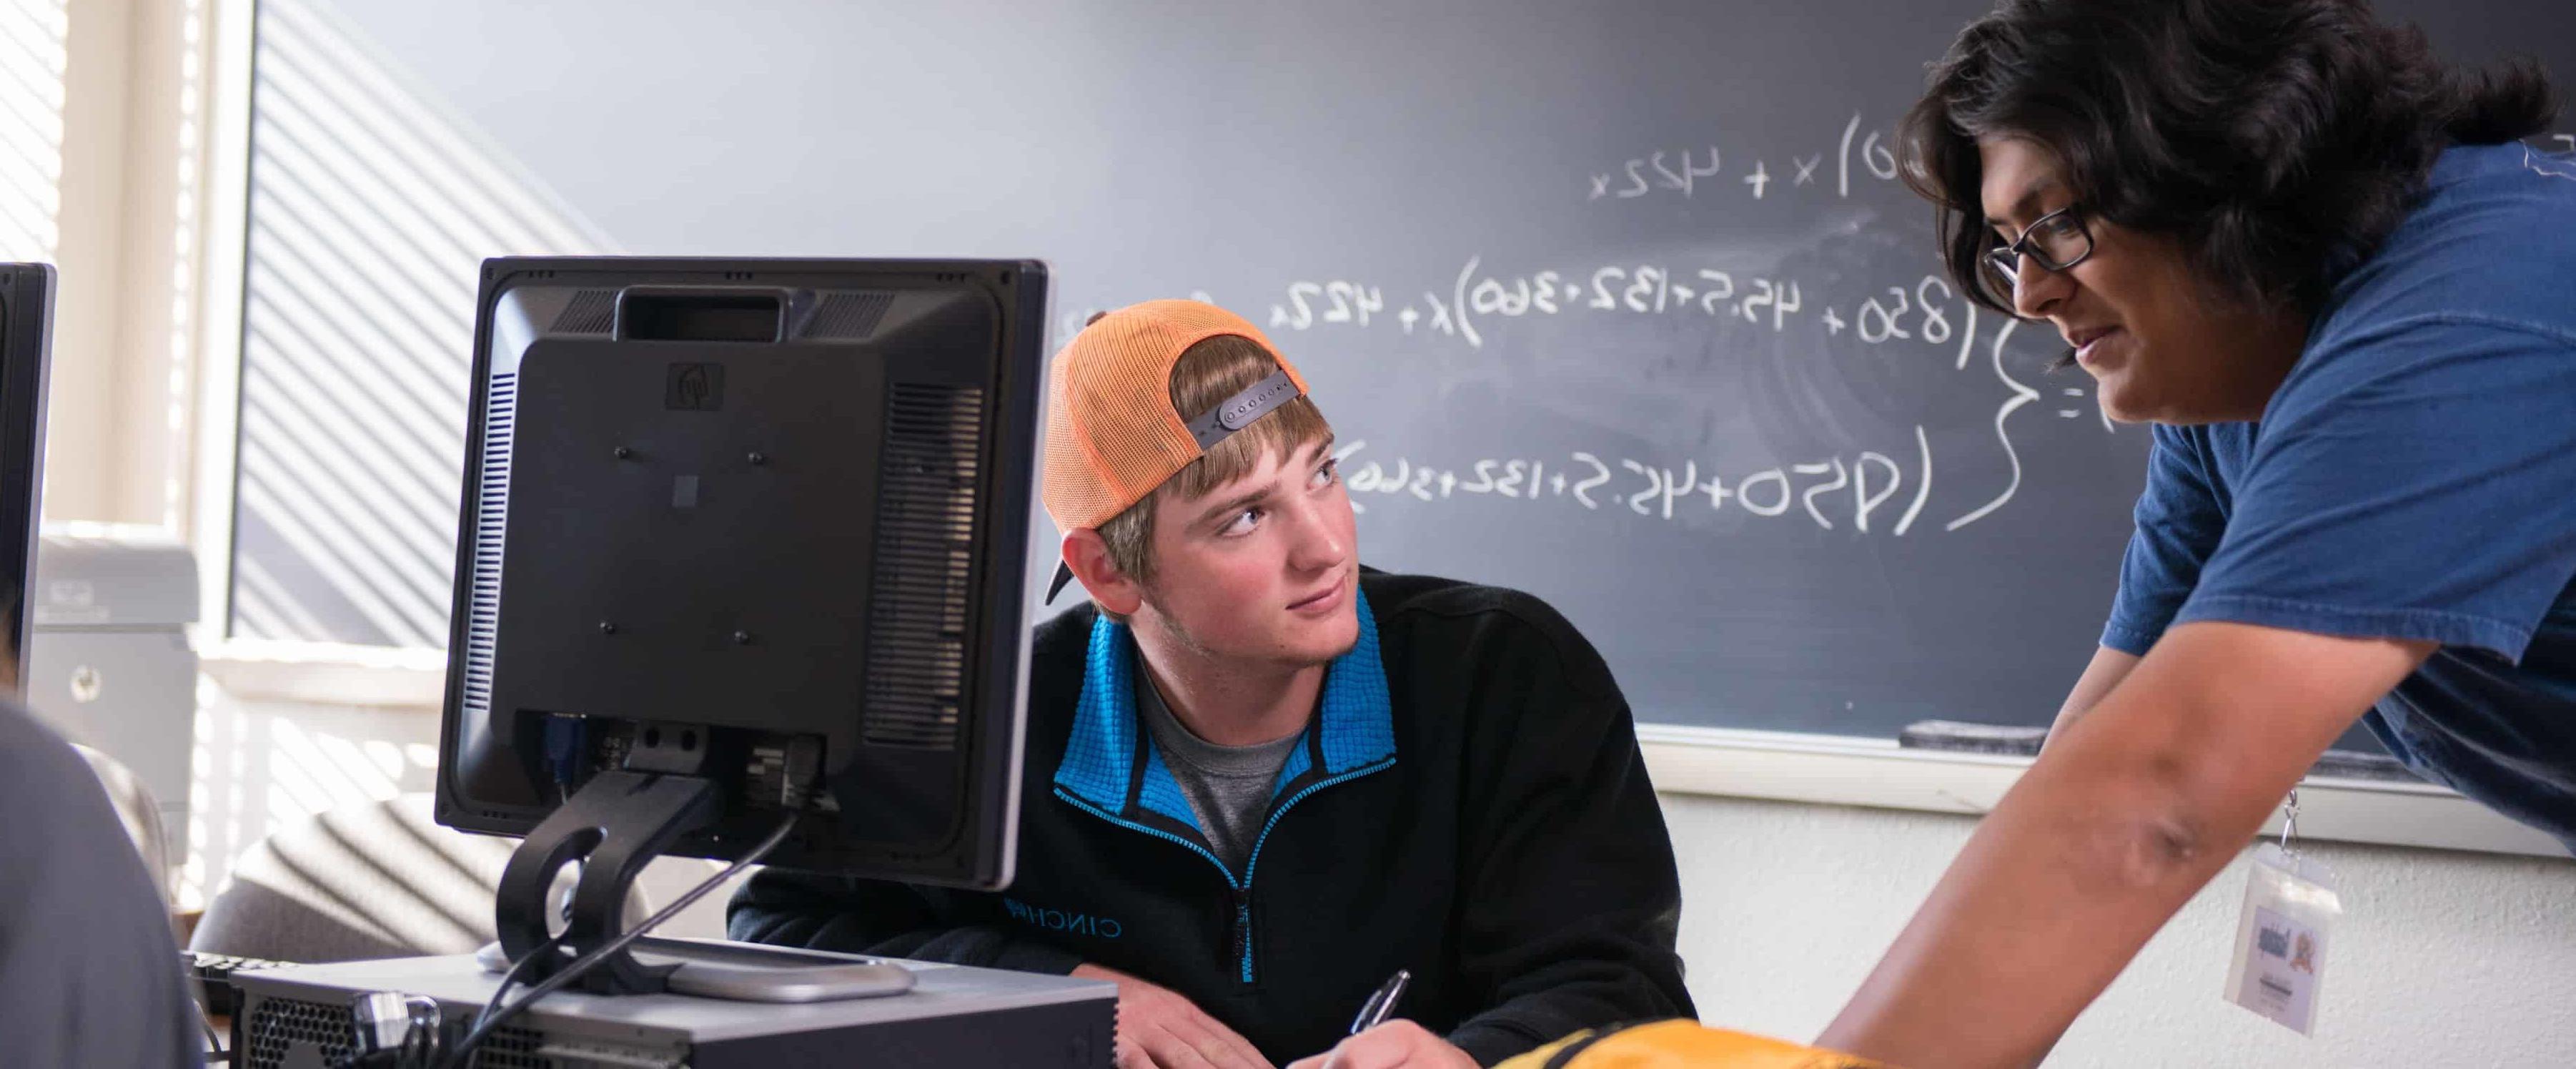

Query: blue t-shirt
[2104,142,2576,851]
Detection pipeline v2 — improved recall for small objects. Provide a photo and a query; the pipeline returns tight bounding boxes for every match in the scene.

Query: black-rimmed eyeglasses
[1983,205,2094,295]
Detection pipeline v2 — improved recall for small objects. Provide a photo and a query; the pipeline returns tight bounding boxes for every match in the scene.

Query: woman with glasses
[1813,1,2576,1065]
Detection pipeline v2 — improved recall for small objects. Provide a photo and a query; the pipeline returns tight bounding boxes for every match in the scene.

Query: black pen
[1349,969,1410,1035]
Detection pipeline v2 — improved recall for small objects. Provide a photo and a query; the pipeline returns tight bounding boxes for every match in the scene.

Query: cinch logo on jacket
[1004,896,1124,939]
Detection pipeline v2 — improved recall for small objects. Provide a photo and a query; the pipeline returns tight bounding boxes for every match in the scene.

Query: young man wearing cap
[732,300,1693,1068]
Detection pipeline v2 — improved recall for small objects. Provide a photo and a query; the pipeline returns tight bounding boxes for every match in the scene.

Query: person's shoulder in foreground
[1362,568,1603,641]
[2312,139,2576,343]
[1498,1021,1892,1069]
[0,700,204,1067]
[1359,570,1633,714]
[2260,137,2576,433]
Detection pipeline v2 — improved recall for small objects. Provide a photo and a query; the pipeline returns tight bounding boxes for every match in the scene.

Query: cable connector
[540,714,589,795]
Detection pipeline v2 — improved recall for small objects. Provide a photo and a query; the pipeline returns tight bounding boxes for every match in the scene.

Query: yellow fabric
[1039,298,1310,531]
[1494,1021,1893,1069]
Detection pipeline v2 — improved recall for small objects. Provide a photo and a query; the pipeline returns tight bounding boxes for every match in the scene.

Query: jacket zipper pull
[1231,887,1254,984]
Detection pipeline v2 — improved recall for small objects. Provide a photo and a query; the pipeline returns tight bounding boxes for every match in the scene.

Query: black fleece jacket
[728,571,1693,1065]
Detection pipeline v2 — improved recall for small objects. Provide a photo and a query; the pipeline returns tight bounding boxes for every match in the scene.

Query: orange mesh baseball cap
[1041,299,1310,601]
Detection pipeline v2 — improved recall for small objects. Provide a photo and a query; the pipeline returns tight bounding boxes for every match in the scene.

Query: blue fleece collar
[1053,588,1394,814]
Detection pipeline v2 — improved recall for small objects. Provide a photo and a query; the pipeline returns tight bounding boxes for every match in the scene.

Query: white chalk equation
[1335,430,1935,534]
[1334,317,2088,534]
[1268,263,1806,344]
[1270,261,1996,366]
[1587,113,1901,203]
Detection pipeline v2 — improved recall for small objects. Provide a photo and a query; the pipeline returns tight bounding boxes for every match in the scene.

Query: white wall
[1665,794,2576,1067]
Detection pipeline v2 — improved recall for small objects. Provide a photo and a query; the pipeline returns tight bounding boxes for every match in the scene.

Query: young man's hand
[1284,1020,1477,1069]
[1071,962,1277,1068]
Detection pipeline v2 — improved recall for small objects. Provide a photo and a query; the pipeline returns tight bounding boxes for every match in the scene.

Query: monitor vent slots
[861,383,985,750]
[459,372,516,734]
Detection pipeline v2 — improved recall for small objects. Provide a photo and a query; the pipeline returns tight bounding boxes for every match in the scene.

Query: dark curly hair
[1901,0,2557,316]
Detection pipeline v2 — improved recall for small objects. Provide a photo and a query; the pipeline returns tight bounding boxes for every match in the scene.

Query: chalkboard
[277,0,2576,740]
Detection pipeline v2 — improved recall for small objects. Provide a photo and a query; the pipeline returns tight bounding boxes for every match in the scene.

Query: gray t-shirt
[0,700,202,1066]
[1135,675,1301,873]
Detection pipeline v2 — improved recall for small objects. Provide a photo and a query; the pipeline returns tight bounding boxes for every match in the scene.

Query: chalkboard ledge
[1637,724,2570,859]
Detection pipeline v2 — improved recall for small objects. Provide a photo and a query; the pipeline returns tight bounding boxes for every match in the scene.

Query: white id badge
[2224,842,2342,1035]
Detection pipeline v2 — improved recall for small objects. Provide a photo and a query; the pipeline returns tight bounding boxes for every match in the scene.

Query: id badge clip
[2224,789,2343,1035]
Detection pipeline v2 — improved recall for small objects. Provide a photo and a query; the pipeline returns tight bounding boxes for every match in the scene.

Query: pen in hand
[1349,969,1410,1035]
